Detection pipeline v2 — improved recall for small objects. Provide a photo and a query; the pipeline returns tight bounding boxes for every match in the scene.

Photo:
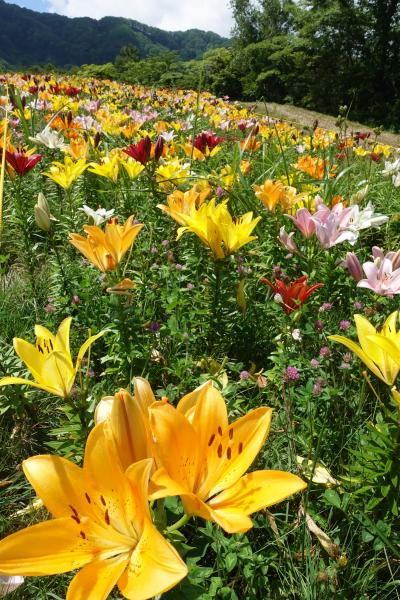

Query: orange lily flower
[69,216,143,272]
[149,383,306,533]
[94,378,209,471]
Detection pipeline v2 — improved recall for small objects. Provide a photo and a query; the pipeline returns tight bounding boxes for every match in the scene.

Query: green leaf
[324,489,342,509]
[224,552,238,573]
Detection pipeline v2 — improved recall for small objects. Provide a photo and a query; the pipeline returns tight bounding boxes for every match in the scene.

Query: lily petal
[149,403,199,492]
[66,554,129,600]
[149,467,190,501]
[75,330,106,373]
[176,380,213,421]
[133,377,157,412]
[23,455,96,519]
[125,459,154,521]
[84,423,143,537]
[191,385,229,489]
[55,317,72,357]
[0,376,61,397]
[110,389,150,469]
[0,518,93,576]
[12,338,43,381]
[41,351,75,397]
[118,518,187,600]
[328,334,387,383]
[202,407,272,499]
[208,470,307,532]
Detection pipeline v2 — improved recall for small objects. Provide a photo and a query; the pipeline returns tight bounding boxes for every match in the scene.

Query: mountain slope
[0,0,229,67]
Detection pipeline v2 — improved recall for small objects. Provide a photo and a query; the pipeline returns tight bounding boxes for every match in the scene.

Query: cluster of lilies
[0,319,306,599]
[0,71,399,598]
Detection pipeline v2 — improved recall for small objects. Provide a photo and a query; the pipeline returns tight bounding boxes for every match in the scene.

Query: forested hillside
[0,0,228,67]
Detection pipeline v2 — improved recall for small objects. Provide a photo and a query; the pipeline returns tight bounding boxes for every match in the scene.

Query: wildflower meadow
[0,74,399,600]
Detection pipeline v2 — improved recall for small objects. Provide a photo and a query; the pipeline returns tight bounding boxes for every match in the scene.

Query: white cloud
[46,0,234,37]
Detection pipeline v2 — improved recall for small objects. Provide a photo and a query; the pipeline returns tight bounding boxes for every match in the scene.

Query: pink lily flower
[358,248,400,296]
[371,246,400,269]
[286,208,316,238]
[313,210,357,248]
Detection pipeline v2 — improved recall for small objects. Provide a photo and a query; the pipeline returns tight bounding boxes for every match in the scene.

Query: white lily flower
[345,202,389,231]
[382,158,400,176]
[79,205,115,225]
[160,130,176,143]
[29,127,67,150]
[0,576,24,597]
[393,172,400,188]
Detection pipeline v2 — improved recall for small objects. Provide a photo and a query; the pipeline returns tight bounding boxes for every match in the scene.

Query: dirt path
[246,101,400,147]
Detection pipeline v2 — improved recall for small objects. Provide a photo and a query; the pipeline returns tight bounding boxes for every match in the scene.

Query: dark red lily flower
[354,131,370,142]
[260,275,323,314]
[193,131,223,154]
[123,136,152,165]
[64,86,81,97]
[5,150,42,176]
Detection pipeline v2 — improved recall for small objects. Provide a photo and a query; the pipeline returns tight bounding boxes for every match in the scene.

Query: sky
[7,0,234,36]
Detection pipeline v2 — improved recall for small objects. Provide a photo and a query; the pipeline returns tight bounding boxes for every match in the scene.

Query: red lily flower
[260,275,323,314]
[5,150,42,176]
[64,86,81,97]
[123,136,152,165]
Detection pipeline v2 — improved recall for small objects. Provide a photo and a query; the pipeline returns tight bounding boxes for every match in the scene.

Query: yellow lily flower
[176,199,261,260]
[88,155,120,183]
[156,159,190,192]
[0,426,187,600]
[69,216,143,272]
[329,312,400,385]
[0,317,105,398]
[121,158,145,179]
[149,383,306,533]
[43,156,88,190]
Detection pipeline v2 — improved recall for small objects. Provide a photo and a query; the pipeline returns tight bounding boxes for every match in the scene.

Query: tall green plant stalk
[207,258,224,351]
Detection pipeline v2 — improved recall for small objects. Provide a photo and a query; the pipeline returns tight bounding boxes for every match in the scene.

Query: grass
[246,101,400,147]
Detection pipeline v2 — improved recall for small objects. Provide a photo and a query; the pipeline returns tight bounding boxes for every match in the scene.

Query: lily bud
[279,227,299,254]
[94,395,114,424]
[34,192,51,231]
[391,387,400,409]
[342,252,363,282]
[350,185,368,204]
[154,136,164,162]
[236,278,247,313]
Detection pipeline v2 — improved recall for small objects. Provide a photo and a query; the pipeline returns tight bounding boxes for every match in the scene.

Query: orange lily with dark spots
[149,383,306,533]
[0,423,187,600]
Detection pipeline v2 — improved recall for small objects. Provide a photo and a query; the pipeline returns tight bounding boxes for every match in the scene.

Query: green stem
[165,513,190,533]
[52,234,71,299]
[14,177,38,311]
[208,259,223,348]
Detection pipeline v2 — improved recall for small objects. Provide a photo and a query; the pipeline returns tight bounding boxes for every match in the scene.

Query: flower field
[0,74,399,599]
